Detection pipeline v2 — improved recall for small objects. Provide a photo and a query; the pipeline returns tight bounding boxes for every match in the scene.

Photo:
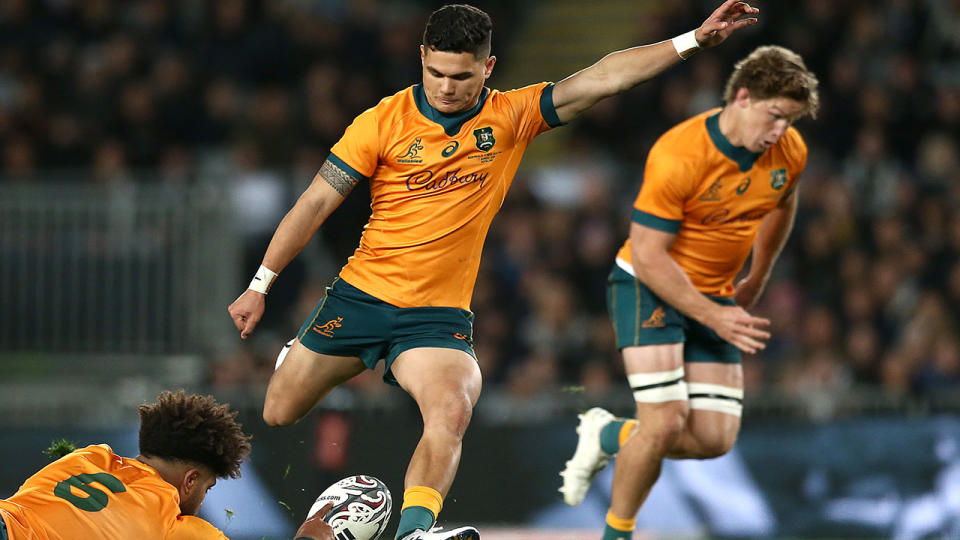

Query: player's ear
[484,55,496,79]
[180,468,201,496]
[735,87,752,108]
[420,45,427,64]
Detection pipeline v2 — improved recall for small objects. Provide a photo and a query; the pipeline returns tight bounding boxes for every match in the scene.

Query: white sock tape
[672,29,701,60]
[633,381,688,403]
[628,368,688,403]
[248,264,278,294]
[687,382,743,416]
[627,366,685,387]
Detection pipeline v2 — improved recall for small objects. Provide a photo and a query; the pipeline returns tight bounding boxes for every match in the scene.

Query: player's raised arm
[227,161,356,339]
[552,0,758,123]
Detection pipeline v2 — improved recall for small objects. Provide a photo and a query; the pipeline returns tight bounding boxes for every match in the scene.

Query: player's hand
[695,1,759,49]
[227,289,266,339]
[295,502,335,540]
[733,274,768,311]
[704,304,771,354]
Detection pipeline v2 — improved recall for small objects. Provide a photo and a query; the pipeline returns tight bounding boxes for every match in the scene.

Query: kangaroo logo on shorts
[473,127,495,152]
[313,316,344,337]
[453,333,470,341]
[642,306,667,328]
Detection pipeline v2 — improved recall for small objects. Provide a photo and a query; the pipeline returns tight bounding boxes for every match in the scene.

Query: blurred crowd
[2,0,959,413]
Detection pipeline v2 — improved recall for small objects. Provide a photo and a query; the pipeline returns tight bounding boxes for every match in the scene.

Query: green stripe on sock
[602,523,633,540]
[395,506,435,540]
[600,419,627,455]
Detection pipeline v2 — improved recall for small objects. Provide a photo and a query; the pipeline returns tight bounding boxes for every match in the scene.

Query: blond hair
[723,45,820,118]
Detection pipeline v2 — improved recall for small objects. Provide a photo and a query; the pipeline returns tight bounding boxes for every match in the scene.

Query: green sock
[602,523,633,540]
[600,419,629,455]
[395,506,435,539]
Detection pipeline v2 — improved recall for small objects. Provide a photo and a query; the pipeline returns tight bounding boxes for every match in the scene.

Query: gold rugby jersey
[0,445,228,540]
[615,108,807,297]
[331,82,562,309]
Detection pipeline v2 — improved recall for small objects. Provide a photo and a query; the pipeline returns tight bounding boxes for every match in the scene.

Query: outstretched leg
[390,347,482,540]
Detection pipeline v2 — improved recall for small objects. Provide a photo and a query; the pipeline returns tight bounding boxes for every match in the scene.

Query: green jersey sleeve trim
[327,153,368,181]
[632,209,681,233]
[540,83,564,128]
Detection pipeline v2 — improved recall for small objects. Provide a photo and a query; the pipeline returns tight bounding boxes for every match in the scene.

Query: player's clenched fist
[227,289,265,339]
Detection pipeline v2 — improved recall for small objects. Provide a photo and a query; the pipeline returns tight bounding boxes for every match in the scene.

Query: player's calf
[667,382,743,459]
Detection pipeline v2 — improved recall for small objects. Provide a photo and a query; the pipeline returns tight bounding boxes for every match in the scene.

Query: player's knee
[262,409,291,427]
[442,391,475,436]
[425,390,475,439]
[262,399,297,427]
[637,402,688,454]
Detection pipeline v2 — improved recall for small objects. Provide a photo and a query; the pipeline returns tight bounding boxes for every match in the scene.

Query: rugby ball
[308,475,393,540]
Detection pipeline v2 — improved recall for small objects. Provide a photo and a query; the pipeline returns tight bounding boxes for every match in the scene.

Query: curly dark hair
[423,4,492,59]
[723,45,820,118]
[138,390,252,479]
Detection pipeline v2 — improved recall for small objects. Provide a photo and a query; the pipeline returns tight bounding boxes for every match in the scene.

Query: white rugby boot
[398,525,480,540]
[558,407,617,506]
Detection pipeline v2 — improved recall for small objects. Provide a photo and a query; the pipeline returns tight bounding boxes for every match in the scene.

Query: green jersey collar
[413,84,490,137]
[706,112,762,173]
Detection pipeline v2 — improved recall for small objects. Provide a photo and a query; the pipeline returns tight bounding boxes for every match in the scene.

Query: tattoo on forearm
[320,160,359,196]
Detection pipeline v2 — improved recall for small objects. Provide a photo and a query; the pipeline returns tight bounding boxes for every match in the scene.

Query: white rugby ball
[308,475,393,540]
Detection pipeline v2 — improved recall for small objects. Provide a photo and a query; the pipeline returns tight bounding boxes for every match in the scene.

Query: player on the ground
[558,45,820,539]
[227,3,758,540]
[0,390,335,540]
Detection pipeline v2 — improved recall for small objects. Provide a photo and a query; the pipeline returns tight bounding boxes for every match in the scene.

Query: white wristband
[672,30,701,60]
[248,264,278,294]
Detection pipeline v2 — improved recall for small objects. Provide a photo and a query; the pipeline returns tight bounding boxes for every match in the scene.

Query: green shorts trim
[297,279,476,385]
[606,265,741,364]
